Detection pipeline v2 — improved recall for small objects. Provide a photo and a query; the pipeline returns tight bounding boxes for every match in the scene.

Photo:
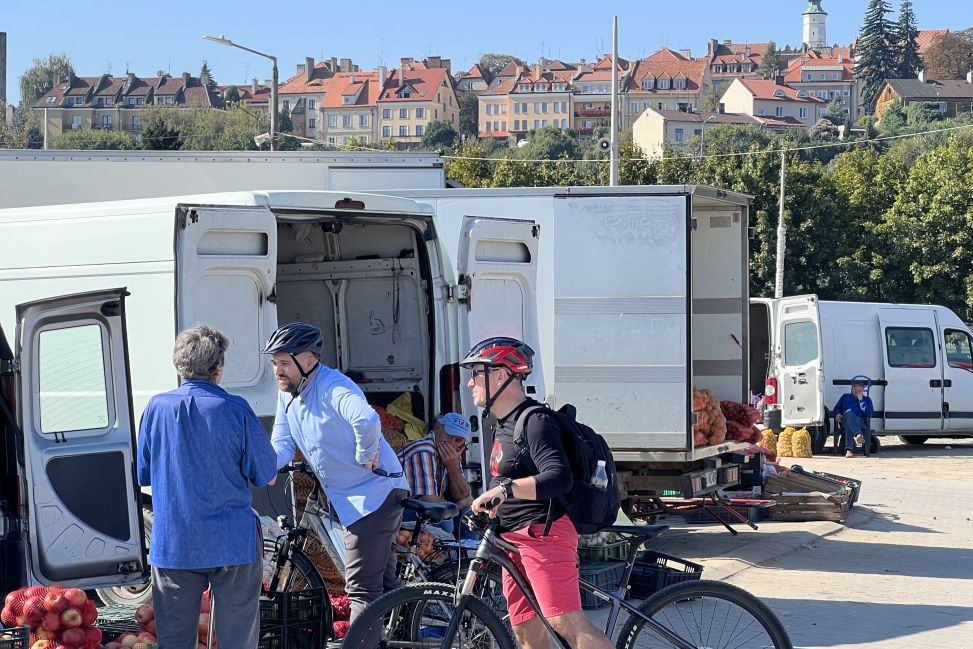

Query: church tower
[803,1,827,50]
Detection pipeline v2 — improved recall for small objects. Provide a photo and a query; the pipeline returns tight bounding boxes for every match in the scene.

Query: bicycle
[343,503,794,649]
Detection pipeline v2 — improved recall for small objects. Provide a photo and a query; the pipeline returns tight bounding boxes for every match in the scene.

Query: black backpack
[513,403,621,535]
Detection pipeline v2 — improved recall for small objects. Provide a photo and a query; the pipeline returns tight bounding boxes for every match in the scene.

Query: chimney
[340,58,352,73]
[350,74,356,84]
[0,32,7,105]
[252,78,258,94]
[533,63,541,79]
[918,68,926,83]
[377,65,387,86]
[182,71,190,86]
[200,69,210,88]
[306,57,314,81]
[838,54,844,63]
[398,67,406,87]
[330,57,338,73]
[724,39,731,45]
[679,49,693,60]
[296,63,306,77]
[707,38,718,57]
[967,69,973,84]
[427,56,441,69]
[718,102,725,114]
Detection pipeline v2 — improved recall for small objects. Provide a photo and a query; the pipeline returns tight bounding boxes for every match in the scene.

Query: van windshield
[783,320,818,366]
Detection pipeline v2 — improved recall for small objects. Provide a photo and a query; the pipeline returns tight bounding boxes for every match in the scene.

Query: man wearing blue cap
[397,413,473,533]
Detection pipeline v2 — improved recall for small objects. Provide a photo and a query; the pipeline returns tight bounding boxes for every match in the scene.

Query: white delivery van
[751,295,973,451]
[0,289,148,597]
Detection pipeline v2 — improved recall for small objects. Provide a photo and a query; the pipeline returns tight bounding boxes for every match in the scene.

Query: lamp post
[203,34,277,151]
[698,114,718,158]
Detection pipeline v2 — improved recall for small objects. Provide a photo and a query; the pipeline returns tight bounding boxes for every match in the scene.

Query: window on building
[832,73,839,80]
[938,101,947,114]
[799,107,808,118]
[283,100,289,111]
[518,83,530,92]
[128,97,137,106]
[484,122,492,132]
[486,104,492,115]
[534,119,540,129]
[541,119,547,127]
[343,136,350,144]
[675,128,684,142]
[328,115,337,127]
[45,96,56,103]
[72,116,82,130]
[886,327,936,368]
[534,102,541,112]
[674,78,686,90]
[382,126,391,137]
[501,104,507,114]
[383,108,391,119]
[758,108,766,115]
[501,120,506,131]
[514,103,520,114]
[657,102,664,110]
[561,101,567,112]
[360,114,368,127]
[308,99,316,110]
[399,108,408,119]
[399,125,408,136]
[776,106,785,117]
[103,115,112,128]
[554,102,560,113]
[536,83,548,91]
[521,102,528,113]
[328,136,336,145]
[97,97,104,106]
[561,119,568,128]
[805,73,812,81]
[819,72,826,80]
[658,79,670,89]
[343,115,352,127]
[493,120,499,131]
[542,103,548,113]
[728,65,737,73]
[694,129,702,136]
[167,97,174,105]
[416,124,424,136]
[132,115,142,130]
[309,117,316,129]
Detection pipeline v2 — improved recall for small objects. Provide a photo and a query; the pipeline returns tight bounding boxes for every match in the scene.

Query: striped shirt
[397,433,446,498]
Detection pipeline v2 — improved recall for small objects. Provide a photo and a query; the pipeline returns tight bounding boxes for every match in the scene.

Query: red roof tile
[628,52,707,92]
[322,72,381,108]
[279,62,334,95]
[736,79,825,102]
[917,29,949,56]
[495,62,524,78]
[379,67,453,103]
[480,77,517,96]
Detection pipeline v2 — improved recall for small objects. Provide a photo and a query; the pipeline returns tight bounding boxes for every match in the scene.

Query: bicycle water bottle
[590,460,609,490]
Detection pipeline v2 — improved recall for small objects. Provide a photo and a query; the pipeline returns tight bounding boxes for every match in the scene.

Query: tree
[140,107,183,150]
[905,101,943,125]
[921,31,973,80]
[200,61,218,92]
[223,86,241,105]
[456,89,479,137]
[517,126,579,161]
[50,129,137,150]
[478,53,526,77]
[895,0,922,78]
[809,118,840,140]
[278,109,293,133]
[420,120,458,150]
[823,97,849,125]
[701,85,724,112]
[757,42,781,79]
[878,102,907,132]
[855,0,899,112]
[19,54,74,114]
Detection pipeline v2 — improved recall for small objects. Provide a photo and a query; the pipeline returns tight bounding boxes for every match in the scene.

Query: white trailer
[751,295,973,450]
[0,150,445,209]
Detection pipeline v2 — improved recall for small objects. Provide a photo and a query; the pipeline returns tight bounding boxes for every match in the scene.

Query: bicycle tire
[428,559,508,619]
[342,581,516,649]
[616,579,793,649]
[262,539,327,594]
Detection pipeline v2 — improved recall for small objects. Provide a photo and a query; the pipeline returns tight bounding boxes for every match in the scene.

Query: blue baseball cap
[438,413,472,442]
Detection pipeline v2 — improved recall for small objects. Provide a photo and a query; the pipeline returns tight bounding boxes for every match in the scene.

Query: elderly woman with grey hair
[137,324,277,649]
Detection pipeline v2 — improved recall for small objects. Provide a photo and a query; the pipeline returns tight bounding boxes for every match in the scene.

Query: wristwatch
[498,478,514,500]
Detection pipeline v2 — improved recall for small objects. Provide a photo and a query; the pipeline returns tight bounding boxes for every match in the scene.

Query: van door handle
[929,379,949,387]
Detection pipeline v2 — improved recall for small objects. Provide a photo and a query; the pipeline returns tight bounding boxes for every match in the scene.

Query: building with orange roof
[456,64,491,92]
[318,69,384,145]
[624,49,711,130]
[571,55,632,134]
[704,40,766,86]
[33,71,221,140]
[781,49,860,121]
[278,57,340,140]
[378,57,459,147]
[720,78,827,127]
[479,65,574,139]
[633,107,763,158]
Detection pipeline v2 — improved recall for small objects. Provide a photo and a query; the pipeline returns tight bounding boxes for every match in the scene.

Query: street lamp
[698,114,718,158]
[203,34,278,151]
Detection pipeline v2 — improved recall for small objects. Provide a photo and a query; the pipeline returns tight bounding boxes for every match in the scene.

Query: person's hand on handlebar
[471,488,505,518]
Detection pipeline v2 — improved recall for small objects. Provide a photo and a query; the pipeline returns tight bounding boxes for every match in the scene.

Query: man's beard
[277,375,300,393]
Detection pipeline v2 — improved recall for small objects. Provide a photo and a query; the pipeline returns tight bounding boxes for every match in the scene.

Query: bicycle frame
[445,525,697,649]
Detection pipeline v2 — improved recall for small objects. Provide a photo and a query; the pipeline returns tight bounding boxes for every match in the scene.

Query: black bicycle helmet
[460,336,534,378]
[262,323,324,356]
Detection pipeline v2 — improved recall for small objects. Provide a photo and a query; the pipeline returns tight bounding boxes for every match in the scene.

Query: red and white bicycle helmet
[460,336,534,378]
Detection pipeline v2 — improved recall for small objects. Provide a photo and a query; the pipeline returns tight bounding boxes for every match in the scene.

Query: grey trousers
[151,528,262,649]
[344,488,407,622]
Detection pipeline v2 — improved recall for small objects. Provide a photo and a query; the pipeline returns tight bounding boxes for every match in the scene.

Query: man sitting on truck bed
[834,381,874,458]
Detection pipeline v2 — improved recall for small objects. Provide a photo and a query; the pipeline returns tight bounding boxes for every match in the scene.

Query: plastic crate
[259,588,326,626]
[258,621,323,649]
[680,503,768,525]
[578,560,626,610]
[578,540,630,563]
[629,551,703,599]
[0,626,28,649]
[97,620,141,643]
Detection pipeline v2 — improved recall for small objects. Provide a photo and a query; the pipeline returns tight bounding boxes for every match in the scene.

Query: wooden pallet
[764,469,854,522]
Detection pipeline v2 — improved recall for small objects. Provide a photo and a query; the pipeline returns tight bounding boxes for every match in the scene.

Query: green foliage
[809,118,840,140]
[478,53,526,76]
[140,107,184,150]
[456,90,479,137]
[757,42,781,79]
[200,61,218,92]
[224,86,241,105]
[19,53,74,114]
[855,0,899,112]
[921,31,973,80]
[701,85,724,112]
[444,140,497,187]
[50,128,137,150]
[172,106,261,150]
[517,126,580,161]
[895,0,922,78]
[906,101,943,126]
[421,120,458,151]
[277,109,293,134]
[823,97,849,125]
[879,103,907,133]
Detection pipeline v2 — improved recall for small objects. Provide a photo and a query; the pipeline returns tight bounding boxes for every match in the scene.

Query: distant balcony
[578,107,610,117]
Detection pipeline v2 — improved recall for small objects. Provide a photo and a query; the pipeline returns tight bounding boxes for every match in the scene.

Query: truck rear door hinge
[446,283,470,303]
[689,217,698,231]
[0,358,20,374]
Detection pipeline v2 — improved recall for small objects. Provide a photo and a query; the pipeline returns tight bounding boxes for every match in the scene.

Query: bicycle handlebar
[463,496,503,532]
[278,462,313,475]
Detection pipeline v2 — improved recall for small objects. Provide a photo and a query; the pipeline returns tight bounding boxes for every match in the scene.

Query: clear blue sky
[1,0,960,105]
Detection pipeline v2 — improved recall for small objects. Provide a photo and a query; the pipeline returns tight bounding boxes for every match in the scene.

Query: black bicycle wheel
[342,582,515,649]
[262,540,326,594]
[616,580,793,649]
[428,559,508,620]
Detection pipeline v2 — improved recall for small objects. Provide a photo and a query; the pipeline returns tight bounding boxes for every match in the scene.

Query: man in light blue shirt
[264,323,408,623]
[138,324,277,649]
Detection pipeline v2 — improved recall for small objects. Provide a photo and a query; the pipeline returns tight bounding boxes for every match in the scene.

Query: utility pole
[609,16,619,186]
[774,152,787,298]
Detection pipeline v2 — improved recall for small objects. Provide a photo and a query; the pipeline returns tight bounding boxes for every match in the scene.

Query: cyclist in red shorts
[466,337,612,649]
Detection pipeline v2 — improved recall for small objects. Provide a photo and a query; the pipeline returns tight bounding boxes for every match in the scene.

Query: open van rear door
[175,205,279,415]
[457,216,540,464]
[16,288,147,588]
[775,295,825,427]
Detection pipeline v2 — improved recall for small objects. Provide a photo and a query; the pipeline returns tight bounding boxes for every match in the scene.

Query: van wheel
[95,507,153,607]
[899,435,928,445]
[810,425,828,455]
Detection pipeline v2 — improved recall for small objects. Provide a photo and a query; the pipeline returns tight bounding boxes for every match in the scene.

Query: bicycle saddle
[401,498,459,522]
[601,524,669,541]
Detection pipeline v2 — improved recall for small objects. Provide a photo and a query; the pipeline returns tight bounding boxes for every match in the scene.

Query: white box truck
[751,295,973,451]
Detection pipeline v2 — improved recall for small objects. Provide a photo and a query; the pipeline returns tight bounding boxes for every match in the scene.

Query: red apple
[41,610,61,631]
[144,618,156,635]
[4,591,19,608]
[24,586,48,600]
[133,603,154,625]
[80,600,97,626]
[36,628,57,640]
[44,593,69,615]
[0,606,15,626]
[23,596,46,624]
[62,589,87,608]
[59,627,84,647]
[83,626,102,647]
[29,640,55,649]
[60,607,82,629]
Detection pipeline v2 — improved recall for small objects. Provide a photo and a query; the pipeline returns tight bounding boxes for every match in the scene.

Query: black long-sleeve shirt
[489,399,573,532]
